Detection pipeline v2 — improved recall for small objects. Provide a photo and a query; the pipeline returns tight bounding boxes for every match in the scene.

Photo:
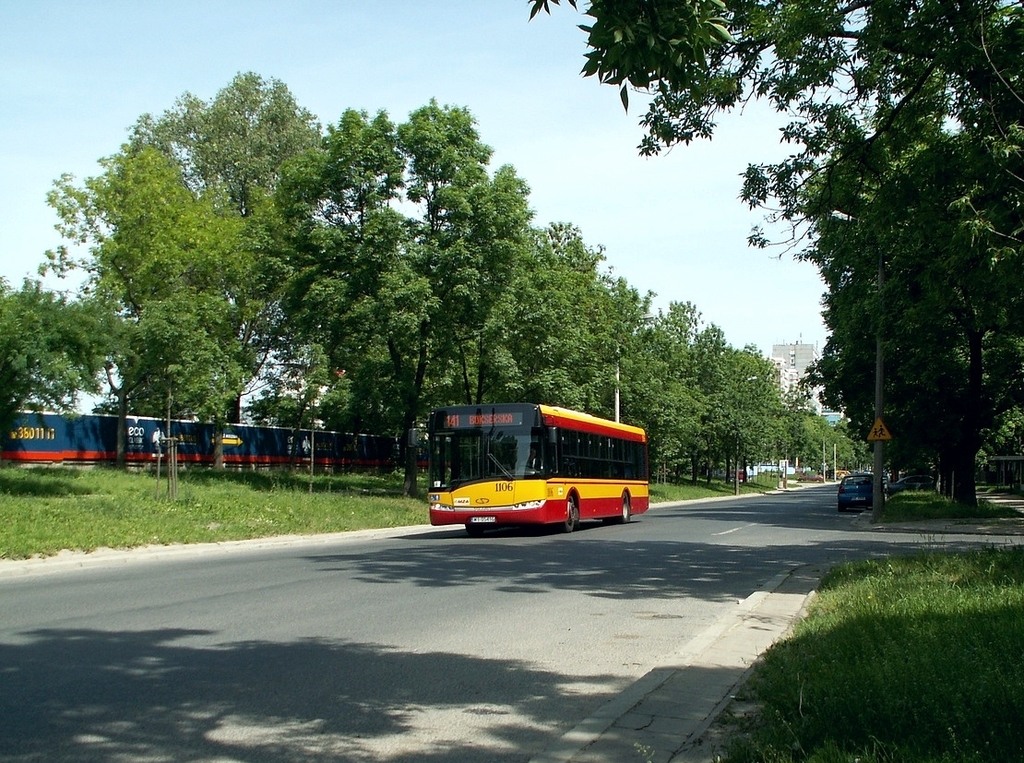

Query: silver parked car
[886,474,935,496]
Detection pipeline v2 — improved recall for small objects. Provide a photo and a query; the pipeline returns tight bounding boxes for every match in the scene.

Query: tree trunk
[937,327,987,506]
[950,327,987,506]
[115,388,128,469]
[404,443,419,498]
[949,448,977,506]
[401,410,419,499]
[213,418,225,469]
[391,319,430,499]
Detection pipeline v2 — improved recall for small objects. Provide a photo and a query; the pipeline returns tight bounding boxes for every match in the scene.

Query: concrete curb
[530,564,824,763]
[0,523,442,580]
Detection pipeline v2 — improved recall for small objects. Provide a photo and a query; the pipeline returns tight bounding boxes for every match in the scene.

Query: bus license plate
[470,516,496,523]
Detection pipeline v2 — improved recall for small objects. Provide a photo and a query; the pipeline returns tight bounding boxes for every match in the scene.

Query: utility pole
[614,357,620,423]
[871,246,886,522]
[832,210,887,519]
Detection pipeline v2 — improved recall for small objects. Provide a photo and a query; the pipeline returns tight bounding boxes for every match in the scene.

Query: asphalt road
[1,484,1012,762]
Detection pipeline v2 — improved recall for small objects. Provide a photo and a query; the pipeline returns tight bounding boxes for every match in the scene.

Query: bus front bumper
[428,498,561,527]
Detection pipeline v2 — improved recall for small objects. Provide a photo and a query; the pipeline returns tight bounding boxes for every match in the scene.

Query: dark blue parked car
[837,473,873,512]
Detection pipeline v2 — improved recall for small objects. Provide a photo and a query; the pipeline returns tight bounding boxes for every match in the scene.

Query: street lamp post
[614,356,620,423]
[871,246,885,522]
[832,210,886,520]
[734,375,759,496]
[734,435,741,496]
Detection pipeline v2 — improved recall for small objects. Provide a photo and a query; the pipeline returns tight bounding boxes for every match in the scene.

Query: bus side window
[525,440,543,472]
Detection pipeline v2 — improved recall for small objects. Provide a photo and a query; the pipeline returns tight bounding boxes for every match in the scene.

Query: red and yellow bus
[427,403,649,536]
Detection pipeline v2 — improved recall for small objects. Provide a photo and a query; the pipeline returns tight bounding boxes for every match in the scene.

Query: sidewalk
[531,564,824,763]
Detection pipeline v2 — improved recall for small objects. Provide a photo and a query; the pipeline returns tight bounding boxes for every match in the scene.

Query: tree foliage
[276,101,535,495]
[47,146,246,462]
[129,72,322,428]
[557,0,1024,502]
[32,72,862,493]
[130,72,321,218]
[529,0,733,108]
[45,74,322,465]
[0,280,106,438]
[482,223,650,414]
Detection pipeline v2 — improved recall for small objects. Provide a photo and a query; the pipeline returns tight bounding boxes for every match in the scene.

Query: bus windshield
[429,427,547,490]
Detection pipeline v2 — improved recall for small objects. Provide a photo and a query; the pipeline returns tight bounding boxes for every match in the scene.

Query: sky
[0,1,828,358]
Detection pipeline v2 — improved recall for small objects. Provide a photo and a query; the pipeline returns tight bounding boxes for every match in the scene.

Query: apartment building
[770,340,839,418]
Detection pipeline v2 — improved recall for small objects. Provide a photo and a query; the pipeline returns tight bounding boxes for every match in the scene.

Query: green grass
[726,547,1024,762]
[0,466,426,559]
[649,471,778,503]
[882,490,1020,523]
[0,465,772,559]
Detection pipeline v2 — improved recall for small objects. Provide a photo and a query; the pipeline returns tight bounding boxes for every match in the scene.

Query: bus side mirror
[407,429,421,447]
[548,427,558,444]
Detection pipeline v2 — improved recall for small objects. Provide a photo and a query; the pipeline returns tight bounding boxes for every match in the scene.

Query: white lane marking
[713,524,757,536]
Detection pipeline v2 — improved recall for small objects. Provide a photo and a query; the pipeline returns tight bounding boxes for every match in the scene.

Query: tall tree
[277,102,534,496]
[809,125,1024,500]
[0,280,106,438]
[472,223,649,416]
[546,0,1024,504]
[620,300,706,481]
[47,147,243,465]
[130,72,322,428]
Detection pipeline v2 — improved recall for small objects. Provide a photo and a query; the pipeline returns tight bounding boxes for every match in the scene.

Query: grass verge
[882,489,1020,523]
[3,467,1009,555]
[649,472,778,503]
[0,466,426,559]
[722,488,1024,762]
[0,466,774,559]
[725,546,1024,762]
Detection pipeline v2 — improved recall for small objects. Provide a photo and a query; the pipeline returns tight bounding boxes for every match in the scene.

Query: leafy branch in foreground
[528,0,733,108]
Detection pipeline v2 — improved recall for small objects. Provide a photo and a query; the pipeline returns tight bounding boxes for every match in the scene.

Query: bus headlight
[511,499,545,511]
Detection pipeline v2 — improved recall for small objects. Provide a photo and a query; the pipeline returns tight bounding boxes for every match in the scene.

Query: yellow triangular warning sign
[867,417,893,442]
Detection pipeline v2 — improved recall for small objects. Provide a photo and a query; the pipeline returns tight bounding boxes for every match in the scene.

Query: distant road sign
[867,418,893,442]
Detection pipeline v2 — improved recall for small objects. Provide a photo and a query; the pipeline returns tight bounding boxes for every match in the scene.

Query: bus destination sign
[445,412,523,428]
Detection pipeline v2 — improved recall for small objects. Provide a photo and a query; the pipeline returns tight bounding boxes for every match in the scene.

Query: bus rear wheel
[617,493,632,524]
[562,495,580,533]
[604,492,632,525]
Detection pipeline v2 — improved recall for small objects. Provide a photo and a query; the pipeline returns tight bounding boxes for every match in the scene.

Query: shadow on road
[4,486,1013,762]
[1,626,622,762]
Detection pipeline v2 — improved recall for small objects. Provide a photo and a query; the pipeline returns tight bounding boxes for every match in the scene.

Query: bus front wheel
[562,495,580,533]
